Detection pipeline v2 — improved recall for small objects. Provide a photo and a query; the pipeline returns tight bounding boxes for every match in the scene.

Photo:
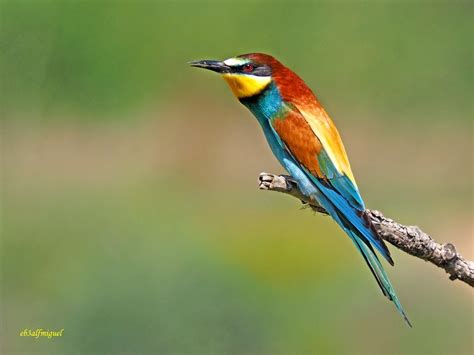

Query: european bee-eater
[190,53,411,327]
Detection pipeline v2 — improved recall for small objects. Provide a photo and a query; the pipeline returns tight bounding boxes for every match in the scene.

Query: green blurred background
[1,1,472,354]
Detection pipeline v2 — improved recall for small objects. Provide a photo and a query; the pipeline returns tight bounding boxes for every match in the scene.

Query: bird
[190,53,411,327]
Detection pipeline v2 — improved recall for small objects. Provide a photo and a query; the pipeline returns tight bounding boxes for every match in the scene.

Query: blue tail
[313,179,412,327]
[349,228,412,327]
[273,152,411,326]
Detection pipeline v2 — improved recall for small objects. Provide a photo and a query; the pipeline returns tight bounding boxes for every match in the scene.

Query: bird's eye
[242,64,254,73]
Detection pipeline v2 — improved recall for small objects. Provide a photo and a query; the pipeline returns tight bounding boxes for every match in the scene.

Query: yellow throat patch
[222,74,271,98]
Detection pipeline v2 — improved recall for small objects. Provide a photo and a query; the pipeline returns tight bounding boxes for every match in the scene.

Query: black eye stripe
[230,63,272,76]
[252,65,272,76]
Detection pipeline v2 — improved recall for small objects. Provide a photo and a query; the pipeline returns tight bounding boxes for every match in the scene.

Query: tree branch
[258,173,474,287]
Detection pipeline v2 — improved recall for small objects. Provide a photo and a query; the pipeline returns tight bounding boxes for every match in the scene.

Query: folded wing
[270,105,393,264]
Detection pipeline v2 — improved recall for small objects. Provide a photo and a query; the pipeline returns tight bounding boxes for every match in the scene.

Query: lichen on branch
[258,173,474,287]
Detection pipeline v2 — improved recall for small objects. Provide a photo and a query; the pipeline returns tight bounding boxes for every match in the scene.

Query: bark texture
[258,173,474,287]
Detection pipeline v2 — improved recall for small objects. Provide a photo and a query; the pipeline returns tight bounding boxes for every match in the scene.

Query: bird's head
[190,53,279,99]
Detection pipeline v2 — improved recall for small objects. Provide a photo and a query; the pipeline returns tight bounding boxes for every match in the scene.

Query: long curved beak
[189,60,231,74]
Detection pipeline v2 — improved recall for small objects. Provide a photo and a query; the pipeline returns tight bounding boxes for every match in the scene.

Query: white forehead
[223,57,249,66]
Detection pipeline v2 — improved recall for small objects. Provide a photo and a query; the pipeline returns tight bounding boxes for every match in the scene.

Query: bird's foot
[258,172,328,214]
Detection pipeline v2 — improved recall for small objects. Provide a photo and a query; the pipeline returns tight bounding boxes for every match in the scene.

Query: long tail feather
[313,188,412,327]
[350,232,412,327]
[315,179,394,265]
